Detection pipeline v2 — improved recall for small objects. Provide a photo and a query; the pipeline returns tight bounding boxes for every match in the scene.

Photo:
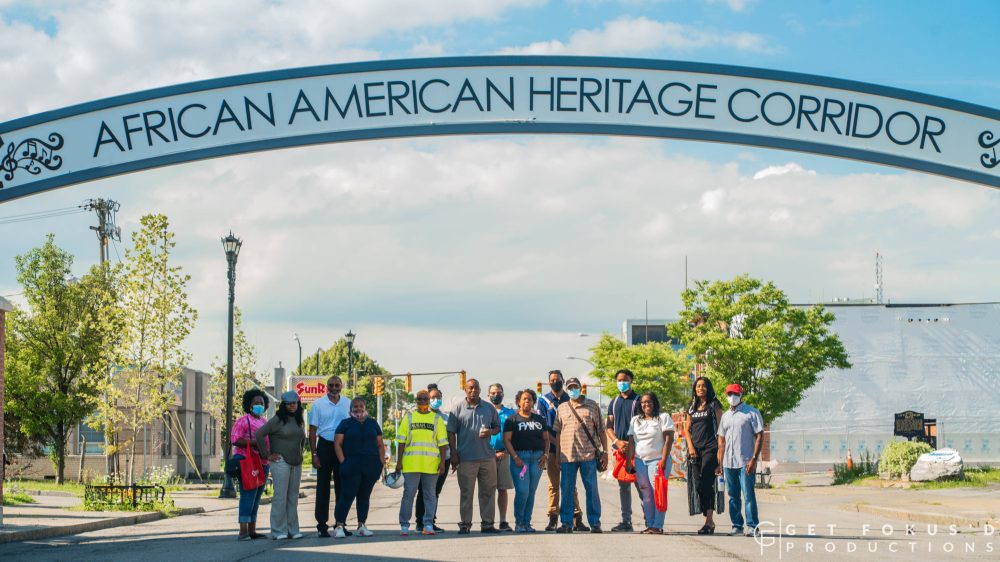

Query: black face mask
[550,380,564,393]
[489,394,504,405]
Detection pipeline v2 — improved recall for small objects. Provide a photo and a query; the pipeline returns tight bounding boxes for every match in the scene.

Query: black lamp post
[345,330,356,395]
[219,232,242,498]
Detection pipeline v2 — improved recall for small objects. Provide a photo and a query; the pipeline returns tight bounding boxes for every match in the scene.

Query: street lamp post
[219,232,242,498]
[566,355,604,410]
[293,333,302,375]
[345,330,356,395]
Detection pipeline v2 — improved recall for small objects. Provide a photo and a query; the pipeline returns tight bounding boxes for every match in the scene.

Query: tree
[5,235,116,483]
[94,214,197,484]
[668,275,851,424]
[587,334,693,412]
[206,307,262,447]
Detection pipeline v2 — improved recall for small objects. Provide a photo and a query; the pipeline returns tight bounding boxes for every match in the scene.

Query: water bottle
[716,474,726,512]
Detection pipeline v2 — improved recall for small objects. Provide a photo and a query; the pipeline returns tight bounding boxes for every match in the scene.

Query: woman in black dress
[684,376,724,534]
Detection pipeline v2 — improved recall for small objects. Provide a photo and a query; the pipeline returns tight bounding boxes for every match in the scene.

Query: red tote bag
[612,449,636,483]
[654,467,669,512]
[240,451,266,491]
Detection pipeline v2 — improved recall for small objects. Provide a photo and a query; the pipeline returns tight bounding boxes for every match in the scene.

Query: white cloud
[499,16,775,55]
[753,162,816,180]
[700,188,726,213]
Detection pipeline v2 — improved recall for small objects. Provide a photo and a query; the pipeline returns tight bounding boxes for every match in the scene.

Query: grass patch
[832,451,879,485]
[3,491,37,505]
[5,479,86,497]
[785,478,801,485]
[909,467,1000,490]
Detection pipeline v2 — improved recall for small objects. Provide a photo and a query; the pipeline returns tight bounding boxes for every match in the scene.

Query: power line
[0,206,85,225]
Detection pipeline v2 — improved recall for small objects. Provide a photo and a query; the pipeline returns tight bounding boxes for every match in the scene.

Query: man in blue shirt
[605,369,642,532]
[535,370,585,532]
[489,383,516,531]
[716,383,764,537]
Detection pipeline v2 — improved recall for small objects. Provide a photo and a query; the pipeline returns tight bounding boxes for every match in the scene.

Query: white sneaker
[400,524,410,536]
[290,532,304,539]
[357,524,374,537]
[271,533,287,540]
[334,525,347,539]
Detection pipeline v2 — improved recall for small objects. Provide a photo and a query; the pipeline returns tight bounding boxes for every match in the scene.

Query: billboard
[288,376,327,404]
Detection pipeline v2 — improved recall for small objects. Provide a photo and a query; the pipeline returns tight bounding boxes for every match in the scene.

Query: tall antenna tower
[875,252,884,304]
[83,199,121,263]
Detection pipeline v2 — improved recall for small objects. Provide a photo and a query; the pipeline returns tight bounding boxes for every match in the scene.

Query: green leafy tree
[206,307,263,448]
[588,334,693,411]
[94,214,197,484]
[668,275,851,424]
[5,235,116,483]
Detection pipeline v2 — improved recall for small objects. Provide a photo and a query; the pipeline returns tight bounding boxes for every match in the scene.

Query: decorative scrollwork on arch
[0,132,65,189]
[980,130,1000,169]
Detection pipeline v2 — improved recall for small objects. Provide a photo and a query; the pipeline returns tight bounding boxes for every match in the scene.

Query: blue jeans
[559,459,600,527]
[238,464,270,523]
[723,466,758,531]
[510,450,544,528]
[634,456,670,530]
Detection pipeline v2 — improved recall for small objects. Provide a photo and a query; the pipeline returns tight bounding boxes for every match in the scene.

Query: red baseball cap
[725,383,743,395]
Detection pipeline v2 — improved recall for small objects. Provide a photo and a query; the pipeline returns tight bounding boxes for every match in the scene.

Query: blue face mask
[430,398,443,410]
[252,404,265,416]
[568,388,582,400]
[616,381,631,393]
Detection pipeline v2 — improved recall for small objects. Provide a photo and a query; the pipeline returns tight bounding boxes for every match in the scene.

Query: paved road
[2,472,997,561]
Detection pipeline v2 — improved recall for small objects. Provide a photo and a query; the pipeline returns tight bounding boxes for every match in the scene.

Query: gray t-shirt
[717,402,764,469]
[446,398,500,462]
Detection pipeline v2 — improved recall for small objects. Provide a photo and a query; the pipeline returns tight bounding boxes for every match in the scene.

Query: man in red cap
[715,383,763,537]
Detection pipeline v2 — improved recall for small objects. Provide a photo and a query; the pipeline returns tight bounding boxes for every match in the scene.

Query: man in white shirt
[309,375,351,537]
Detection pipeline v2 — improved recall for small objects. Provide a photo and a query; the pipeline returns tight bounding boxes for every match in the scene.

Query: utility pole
[84,199,121,264]
[85,198,121,478]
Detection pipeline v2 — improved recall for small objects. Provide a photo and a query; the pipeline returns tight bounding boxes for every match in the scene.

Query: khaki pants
[546,452,580,517]
[457,458,497,528]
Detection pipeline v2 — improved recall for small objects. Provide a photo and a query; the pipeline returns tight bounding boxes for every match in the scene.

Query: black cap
[565,377,582,388]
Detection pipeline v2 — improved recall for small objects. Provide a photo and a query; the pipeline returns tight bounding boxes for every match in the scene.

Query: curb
[0,506,205,544]
[844,503,997,529]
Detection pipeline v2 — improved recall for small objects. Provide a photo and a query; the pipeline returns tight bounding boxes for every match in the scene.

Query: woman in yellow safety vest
[395,389,449,536]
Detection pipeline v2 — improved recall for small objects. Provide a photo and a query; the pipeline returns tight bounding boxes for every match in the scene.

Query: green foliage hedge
[879,440,933,478]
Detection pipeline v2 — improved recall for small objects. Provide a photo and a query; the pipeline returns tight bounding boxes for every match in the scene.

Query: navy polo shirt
[608,391,640,443]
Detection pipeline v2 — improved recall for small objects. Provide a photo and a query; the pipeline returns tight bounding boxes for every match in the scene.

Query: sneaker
[481,526,501,534]
[432,524,446,533]
[458,525,471,535]
[498,521,513,532]
[238,534,252,542]
[591,525,603,534]
[728,527,744,536]
[545,515,559,532]
[357,524,373,538]
[611,522,633,533]
[573,517,590,532]
[400,525,410,536]
[422,525,435,535]
[317,529,331,538]
[744,527,758,538]
[524,526,537,533]
[334,526,347,539]
[290,533,304,539]
[555,525,573,534]
[271,533,287,540]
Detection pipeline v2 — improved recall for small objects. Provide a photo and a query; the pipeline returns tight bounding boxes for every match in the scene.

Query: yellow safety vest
[399,410,448,474]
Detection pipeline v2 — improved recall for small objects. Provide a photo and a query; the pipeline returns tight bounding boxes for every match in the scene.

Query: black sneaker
[611,522,633,532]
[555,525,573,534]
[317,529,331,538]
[573,520,590,532]
[432,524,446,533]
[343,529,353,537]
[458,526,471,535]
[481,526,501,534]
[591,525,603,534]
[498,522,513,532]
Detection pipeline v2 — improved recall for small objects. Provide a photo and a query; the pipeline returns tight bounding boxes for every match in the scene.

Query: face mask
[727,394,742,407]
[252,404,265,416]
[616,381,631,393]
[352,411,368,422]
[430,398,443,410]
[568,388,582,400]
[489,394,504,405]
[550,381,564,393]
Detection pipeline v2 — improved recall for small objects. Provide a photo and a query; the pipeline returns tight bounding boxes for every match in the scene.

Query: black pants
[692,448,719,516]
[314,437,343,532]
[415,458,450,525]
[335,456,382,524]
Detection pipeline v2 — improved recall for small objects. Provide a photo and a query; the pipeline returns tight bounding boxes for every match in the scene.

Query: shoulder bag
[569,401,608,472]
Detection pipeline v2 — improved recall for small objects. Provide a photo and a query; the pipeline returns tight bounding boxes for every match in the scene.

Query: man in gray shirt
[716,383,764,537]
[447,378,501,534]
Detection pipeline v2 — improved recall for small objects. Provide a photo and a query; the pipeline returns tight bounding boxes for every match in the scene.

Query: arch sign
[1,56,998,203]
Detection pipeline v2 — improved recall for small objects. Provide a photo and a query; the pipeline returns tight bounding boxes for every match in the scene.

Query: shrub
[832,450,878,485]
[879,440,933,478]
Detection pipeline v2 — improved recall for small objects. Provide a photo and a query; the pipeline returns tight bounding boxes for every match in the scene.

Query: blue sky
[0,0,997,395]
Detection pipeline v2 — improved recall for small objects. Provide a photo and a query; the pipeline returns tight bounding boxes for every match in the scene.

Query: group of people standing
[228,367,766,540]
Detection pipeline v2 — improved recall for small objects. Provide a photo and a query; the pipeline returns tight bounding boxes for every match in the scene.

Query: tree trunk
[54,422,66,484]
[128,435,137,485]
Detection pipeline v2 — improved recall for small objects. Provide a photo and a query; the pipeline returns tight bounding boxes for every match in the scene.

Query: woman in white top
[627,392,675,534]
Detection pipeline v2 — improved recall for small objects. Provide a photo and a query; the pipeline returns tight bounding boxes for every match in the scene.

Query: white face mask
[727,394,742,407]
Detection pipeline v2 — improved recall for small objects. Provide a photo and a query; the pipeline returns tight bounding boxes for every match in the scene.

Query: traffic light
[373,377,384,396]
[536,381,543,394]
[459,369,467,389]
[581,384,588,396]
[405,373,413,393]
